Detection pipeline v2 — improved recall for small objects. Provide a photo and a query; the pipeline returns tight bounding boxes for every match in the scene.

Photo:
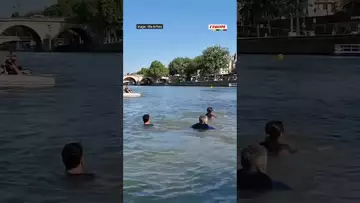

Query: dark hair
[61,142,83,170]
[207,107,213,112]
[143,114,150,123]
[265,121,284,140]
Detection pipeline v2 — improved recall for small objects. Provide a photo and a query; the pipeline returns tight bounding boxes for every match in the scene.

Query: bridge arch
[123,76,137,85]
[0,25,42,51]
[140,77,153,85]
[54,26,92,47]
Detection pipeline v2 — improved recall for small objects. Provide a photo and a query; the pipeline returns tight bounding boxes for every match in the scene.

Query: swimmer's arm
[284,144,298,154]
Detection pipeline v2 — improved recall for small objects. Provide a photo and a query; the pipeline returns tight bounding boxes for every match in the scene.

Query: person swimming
[237,144,272,191]
[61,142,95,180]
[191,115,215,130]
[205,107,215,119]
[260,121,297,156]
[143,114,154,127]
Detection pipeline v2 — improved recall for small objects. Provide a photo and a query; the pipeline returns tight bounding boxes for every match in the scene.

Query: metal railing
[334,44,360,54]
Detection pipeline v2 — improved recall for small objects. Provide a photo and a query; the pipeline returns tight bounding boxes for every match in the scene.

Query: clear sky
[124,0,237,74]
[0,0,55,17]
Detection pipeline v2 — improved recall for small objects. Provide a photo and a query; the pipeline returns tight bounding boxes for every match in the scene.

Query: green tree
[11,12,20,18]
[23,11,42,17]
[168,57,192,76]
[199,45,230,76]
[146,60,169,80]
[184,56,203,81]
[71,1,98,24]
[239,0,305,24]
[58,0,76,18]
[97,0,123,42]
[136,67,149,75]
[43,4,63,17]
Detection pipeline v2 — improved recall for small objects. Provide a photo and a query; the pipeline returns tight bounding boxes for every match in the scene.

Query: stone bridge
[0,18,100,51]
[123,74,169,85]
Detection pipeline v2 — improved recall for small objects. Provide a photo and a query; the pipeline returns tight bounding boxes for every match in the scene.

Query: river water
[124,86,237,203]
[0,53,122,203]
[238,55,360,203]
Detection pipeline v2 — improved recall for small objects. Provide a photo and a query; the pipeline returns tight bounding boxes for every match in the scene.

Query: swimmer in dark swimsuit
[238,144,272,191]
[143,114,153,127]
[61,142,95,180]
[205,107,215,119]
[191,115,215,130]
[260,121,297,156]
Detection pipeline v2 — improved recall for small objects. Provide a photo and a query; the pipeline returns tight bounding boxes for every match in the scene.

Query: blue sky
[124,0,237,74]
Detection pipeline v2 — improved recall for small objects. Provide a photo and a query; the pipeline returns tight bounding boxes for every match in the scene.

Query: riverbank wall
[144,80,237,87]
[238,34,360,55]
[53,42,123,53]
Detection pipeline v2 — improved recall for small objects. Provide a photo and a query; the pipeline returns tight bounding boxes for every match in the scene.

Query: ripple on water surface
[238,55,360,203]
[0,53,122,203]
[124,86,236,203]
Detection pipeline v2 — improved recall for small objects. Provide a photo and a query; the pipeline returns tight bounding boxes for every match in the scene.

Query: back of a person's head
[265,121,284,140]
[61,142,83,170]
[143,114,150,123]
[241,144,267,171]
[199,115,208,124]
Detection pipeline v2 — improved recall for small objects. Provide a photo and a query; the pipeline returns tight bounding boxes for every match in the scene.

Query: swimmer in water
[260,121,297,156]
[205,107,215,119]
[238,144,272,191]
[191,115,215,130]
[61,142,95,180]
[143,114,154,127]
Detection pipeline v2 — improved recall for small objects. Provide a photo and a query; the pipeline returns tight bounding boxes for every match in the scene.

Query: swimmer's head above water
[262,121,297,155]
[143,114,151,125]
[61,142,85,175]
[206,107,215,117]
[265,121,284,141]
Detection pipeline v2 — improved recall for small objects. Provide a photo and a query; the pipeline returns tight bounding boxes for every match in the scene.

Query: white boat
[0,75,55,88]
[123,92,142,98]
[228,83,237,87]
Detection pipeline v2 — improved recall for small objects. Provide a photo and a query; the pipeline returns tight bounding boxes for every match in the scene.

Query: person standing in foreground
[61,142,95,180]
[237,144,272,191]
[191,115,215,130]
